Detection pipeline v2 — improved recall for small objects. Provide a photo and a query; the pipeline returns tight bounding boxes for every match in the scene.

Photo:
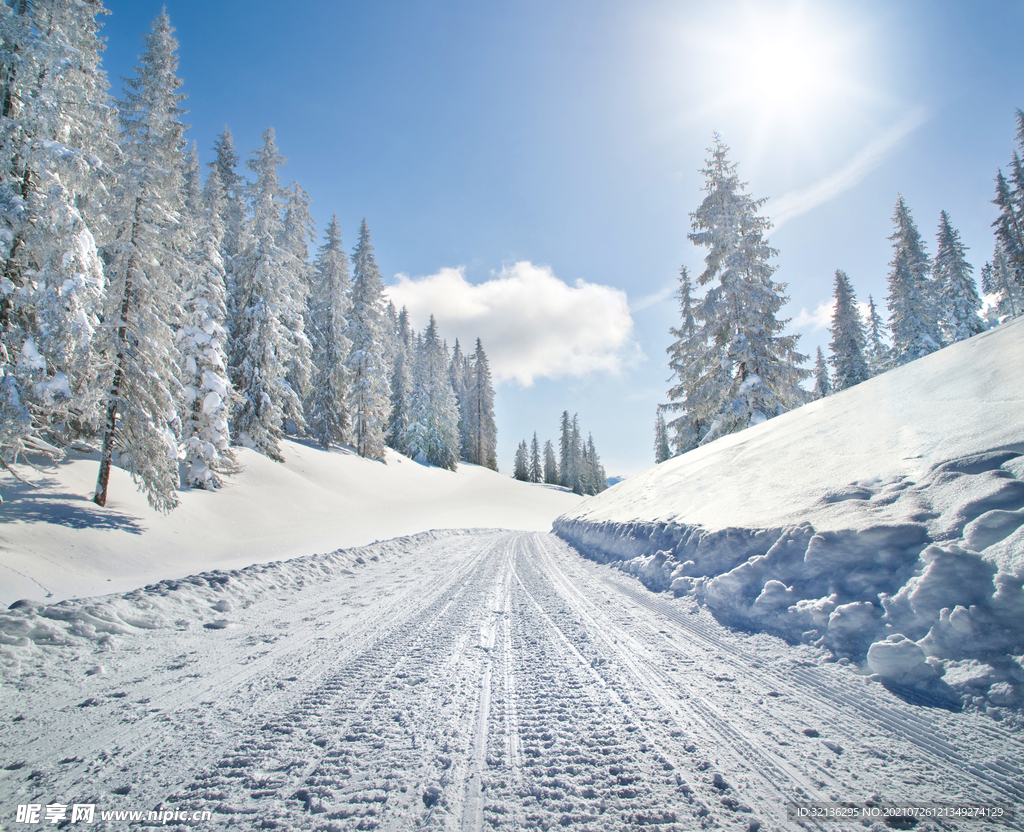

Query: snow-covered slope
[0,439,582,607]
[554,318,1024,710]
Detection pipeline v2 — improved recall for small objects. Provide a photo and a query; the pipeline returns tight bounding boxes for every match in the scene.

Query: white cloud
[771,108,930,230]
[386,262,642,386]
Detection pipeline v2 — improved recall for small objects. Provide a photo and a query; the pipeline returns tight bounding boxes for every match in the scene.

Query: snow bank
[0,439,582,607]
[0,529,469,676]
[554,318,1024,713]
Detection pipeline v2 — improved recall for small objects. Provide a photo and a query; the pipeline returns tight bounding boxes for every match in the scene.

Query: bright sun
[692,3,860,134]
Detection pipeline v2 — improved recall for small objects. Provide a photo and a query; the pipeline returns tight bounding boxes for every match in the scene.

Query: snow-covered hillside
[0,439,582,607]
[554,317,1024,712]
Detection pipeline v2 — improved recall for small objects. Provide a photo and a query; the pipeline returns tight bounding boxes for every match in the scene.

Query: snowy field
[3,530,1023,831]
[0,440,582,606]
[555,316,1024,717]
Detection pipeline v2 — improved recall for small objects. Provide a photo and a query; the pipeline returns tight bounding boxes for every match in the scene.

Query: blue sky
[101,0,1024,476]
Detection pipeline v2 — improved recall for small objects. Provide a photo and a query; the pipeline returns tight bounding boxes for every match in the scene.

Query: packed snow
[555,317,1024,714]
[0,438,582,607]
[3,531,1023,831]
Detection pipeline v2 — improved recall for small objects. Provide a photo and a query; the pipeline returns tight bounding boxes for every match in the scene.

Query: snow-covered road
[3,530,1022,831]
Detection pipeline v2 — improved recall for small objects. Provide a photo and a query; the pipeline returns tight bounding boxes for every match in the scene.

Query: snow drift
[554,318,1024,713]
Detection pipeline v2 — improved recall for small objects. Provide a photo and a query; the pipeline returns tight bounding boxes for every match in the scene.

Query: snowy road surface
[3,530,1023,831]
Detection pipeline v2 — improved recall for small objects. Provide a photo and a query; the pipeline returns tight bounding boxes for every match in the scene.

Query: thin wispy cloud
[771,107,930,230]
[387,263,643,386]
[629,282,677,312]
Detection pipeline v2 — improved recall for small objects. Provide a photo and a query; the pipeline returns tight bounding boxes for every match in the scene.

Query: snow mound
[555,318,1024,712]
[0,529,470,675]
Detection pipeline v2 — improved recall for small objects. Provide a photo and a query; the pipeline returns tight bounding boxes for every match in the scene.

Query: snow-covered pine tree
[828,269,869,391]
[94,11,187,511]
[982,241,1023,323]
[543,439,558,483]
[305,215,351,448]
[568,414,583,494]
[208,127,245,325]
[230,127,301,461]
[463,337,496,469]
[992,110,1024,297]
[277,180,315,422]
[385,306,411,454]
[584,433,607,494]
[513,439,529,481]
[0,0,115,467]
[449,338,467,455]
[654,409,671,463]
[684,137,808,444]
[812,347,831,399]
[345,219,391,461]
[934,211,984,343]
[663,266,719,454]
[530,431,542,483]
[864,294,889,374]
[176,166,239,488]
[405,315,459,470]
[558,410,572,488]
[886,196,942,367]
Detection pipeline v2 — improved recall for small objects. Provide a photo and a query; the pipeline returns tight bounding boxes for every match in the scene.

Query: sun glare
[685,3,863,139]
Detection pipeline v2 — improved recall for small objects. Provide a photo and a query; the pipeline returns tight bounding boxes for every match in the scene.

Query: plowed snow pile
[554,317,1024,712]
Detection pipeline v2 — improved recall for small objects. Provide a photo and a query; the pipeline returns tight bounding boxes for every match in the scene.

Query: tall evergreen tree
[385,306,412,454]
[864,294,889,374]
[176,167,239,488]
[812,347,831,399]
[828,269,869,391]
[654,409,671,463]
[208,127,245,327]
[680,136,808,445]
[345,219,391,460]
[981,241,1023,323]
[530,431,542,483]
[558,410,573,488]
[0,0,115,467]
[992,110,1024,297]
[405,316,459,470]
[513,439,530,481]
[543,439,558,484]
[277,180,315,416]
[230,127,299,461]
[305,215,351,448]
[886,195,941,367]
[463,337,496,469]
[94,11,187,511]
[934,211,984,343]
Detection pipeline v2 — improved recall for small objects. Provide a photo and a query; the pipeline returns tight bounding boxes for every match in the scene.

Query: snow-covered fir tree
[94,11,187,511]
[305,215,351,448]
[462,337,496,469]
[558,410,575,489]
[513,439,529,481]
[663,266,714,454]
[981,241,1023,323]
[828,269,869,391]
[672,137,808,446]
[864,294,889,374]
[277,180,315,419]
[653,409,671,463]
[0,0,115,467]
[345,219,391,461]
[449,338,467,456]
[934,211,984,343]
[385,306,412,454]
[176,166,239,489]
[582,434,607,495]
[530,432,542,483]
[812,347,831,399]
[886,195,941,367]
[405,315,459,470]
[543,439,558,484]
[992,110,1024,297]
[230,127,301,461]
[208,127,245,322]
